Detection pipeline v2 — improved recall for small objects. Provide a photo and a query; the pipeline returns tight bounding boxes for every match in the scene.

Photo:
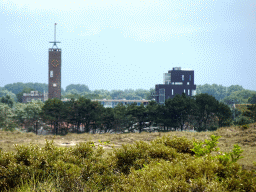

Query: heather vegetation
[0,129,256,191]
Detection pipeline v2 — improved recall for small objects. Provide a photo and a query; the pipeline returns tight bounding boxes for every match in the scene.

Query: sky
[0,0,256,91]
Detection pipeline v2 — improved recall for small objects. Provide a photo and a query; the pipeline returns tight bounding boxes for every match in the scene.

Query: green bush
[0,135,255,191]
[151,135,195,154]
[234,116,253,126]
[241,124,249,129]
[191,135,221,157]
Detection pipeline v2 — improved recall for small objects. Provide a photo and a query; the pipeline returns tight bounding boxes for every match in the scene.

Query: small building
[22,91,48,103]
[155,67,196,104]
[61,98,150,108]
[93,99,150,108]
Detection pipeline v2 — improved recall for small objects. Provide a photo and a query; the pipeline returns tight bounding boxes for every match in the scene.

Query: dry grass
[1,123,256,170]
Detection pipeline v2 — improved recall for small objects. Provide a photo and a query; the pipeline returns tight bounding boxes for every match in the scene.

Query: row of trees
[197,84,256,105]
[1,83,154,101]
[36,93,235,134]
[1,91,256,134]
[2,82,256,104]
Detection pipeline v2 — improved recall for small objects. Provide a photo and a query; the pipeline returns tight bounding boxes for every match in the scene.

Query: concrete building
[22,91,48,103]
[155,67,196,104]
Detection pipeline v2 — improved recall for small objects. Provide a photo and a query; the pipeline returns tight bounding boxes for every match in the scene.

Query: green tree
[126,103,148,133]
[0,103,17,131]
[1,95,14,108]
[196,84,227,101]
[243,104,256,123]
[62,89,80,100]
[113,103,132,132]
[248,94,256,104]
[135,89,149,99]
[195,93,219,131]
[221,90,256,105]
[101,107,115,133]
[67,98,103,133]
[166,93,196,131]
[15,100,43,130]
[65,84,90,93]
[145,88,155,100]
[40,98,64,135]
[156,103,171,131]
[0,89,17,102]
[145,100,159,127]
[66,97,104,134]
[4,82,48,95]
[110,90,125,99]
[227,85,244,97]
[216,101,232,127]
[90,101,105,134]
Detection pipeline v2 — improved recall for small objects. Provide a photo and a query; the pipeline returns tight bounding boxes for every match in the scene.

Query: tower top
[49,23,61,49]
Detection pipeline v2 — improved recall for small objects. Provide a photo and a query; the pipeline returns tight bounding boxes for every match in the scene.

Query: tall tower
[48,23,61,99]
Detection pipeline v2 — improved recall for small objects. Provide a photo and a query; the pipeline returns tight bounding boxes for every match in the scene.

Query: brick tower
[48,23,61,99]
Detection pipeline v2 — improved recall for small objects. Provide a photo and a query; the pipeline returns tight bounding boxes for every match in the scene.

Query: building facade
[61,98,150,108]
[22,91,48,103]
[155,67,196,104]
[93,99,150,108]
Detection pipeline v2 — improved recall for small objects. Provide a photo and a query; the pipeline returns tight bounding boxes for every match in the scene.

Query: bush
[209,125,218,131]
[234,116,253,126]
[1,135,255,191]
[241,124,249,130]
[151,135,195,154]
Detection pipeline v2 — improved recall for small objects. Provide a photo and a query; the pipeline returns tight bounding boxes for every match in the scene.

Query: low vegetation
[0,123,256,191]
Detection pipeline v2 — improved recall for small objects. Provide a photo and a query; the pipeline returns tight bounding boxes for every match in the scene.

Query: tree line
[1,82,256,104]
[0,83,154,101]
[2,92,252,134]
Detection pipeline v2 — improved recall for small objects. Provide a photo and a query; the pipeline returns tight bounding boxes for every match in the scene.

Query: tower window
[53,83,57,87]
[184,89,186,93]
[182,75,184,81]
[189,75,191,81]
[188,89,190,95]
[50,70,53,78]
[172,89,174,95]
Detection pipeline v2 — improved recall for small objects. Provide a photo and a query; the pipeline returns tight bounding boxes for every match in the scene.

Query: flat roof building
[92,99,150,108]
[61,98,150,108]
[22,91,48,103]
[155,67,196,104]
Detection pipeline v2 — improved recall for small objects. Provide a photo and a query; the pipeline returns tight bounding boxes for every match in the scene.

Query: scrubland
[0,123,256,191]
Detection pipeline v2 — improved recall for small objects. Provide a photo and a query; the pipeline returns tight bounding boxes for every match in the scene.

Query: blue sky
[0,0,256,91]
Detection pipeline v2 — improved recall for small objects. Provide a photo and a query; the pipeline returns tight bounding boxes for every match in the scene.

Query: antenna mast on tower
[49,23,61,49]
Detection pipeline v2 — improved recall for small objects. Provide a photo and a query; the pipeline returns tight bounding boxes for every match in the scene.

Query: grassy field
[1,123,256,171]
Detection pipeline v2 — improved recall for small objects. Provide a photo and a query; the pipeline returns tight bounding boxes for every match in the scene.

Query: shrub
[241,124,249,129]
[151,135,195,154]
[1,135,255,191]
[234,116,253,126]
[191,135,221,157]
